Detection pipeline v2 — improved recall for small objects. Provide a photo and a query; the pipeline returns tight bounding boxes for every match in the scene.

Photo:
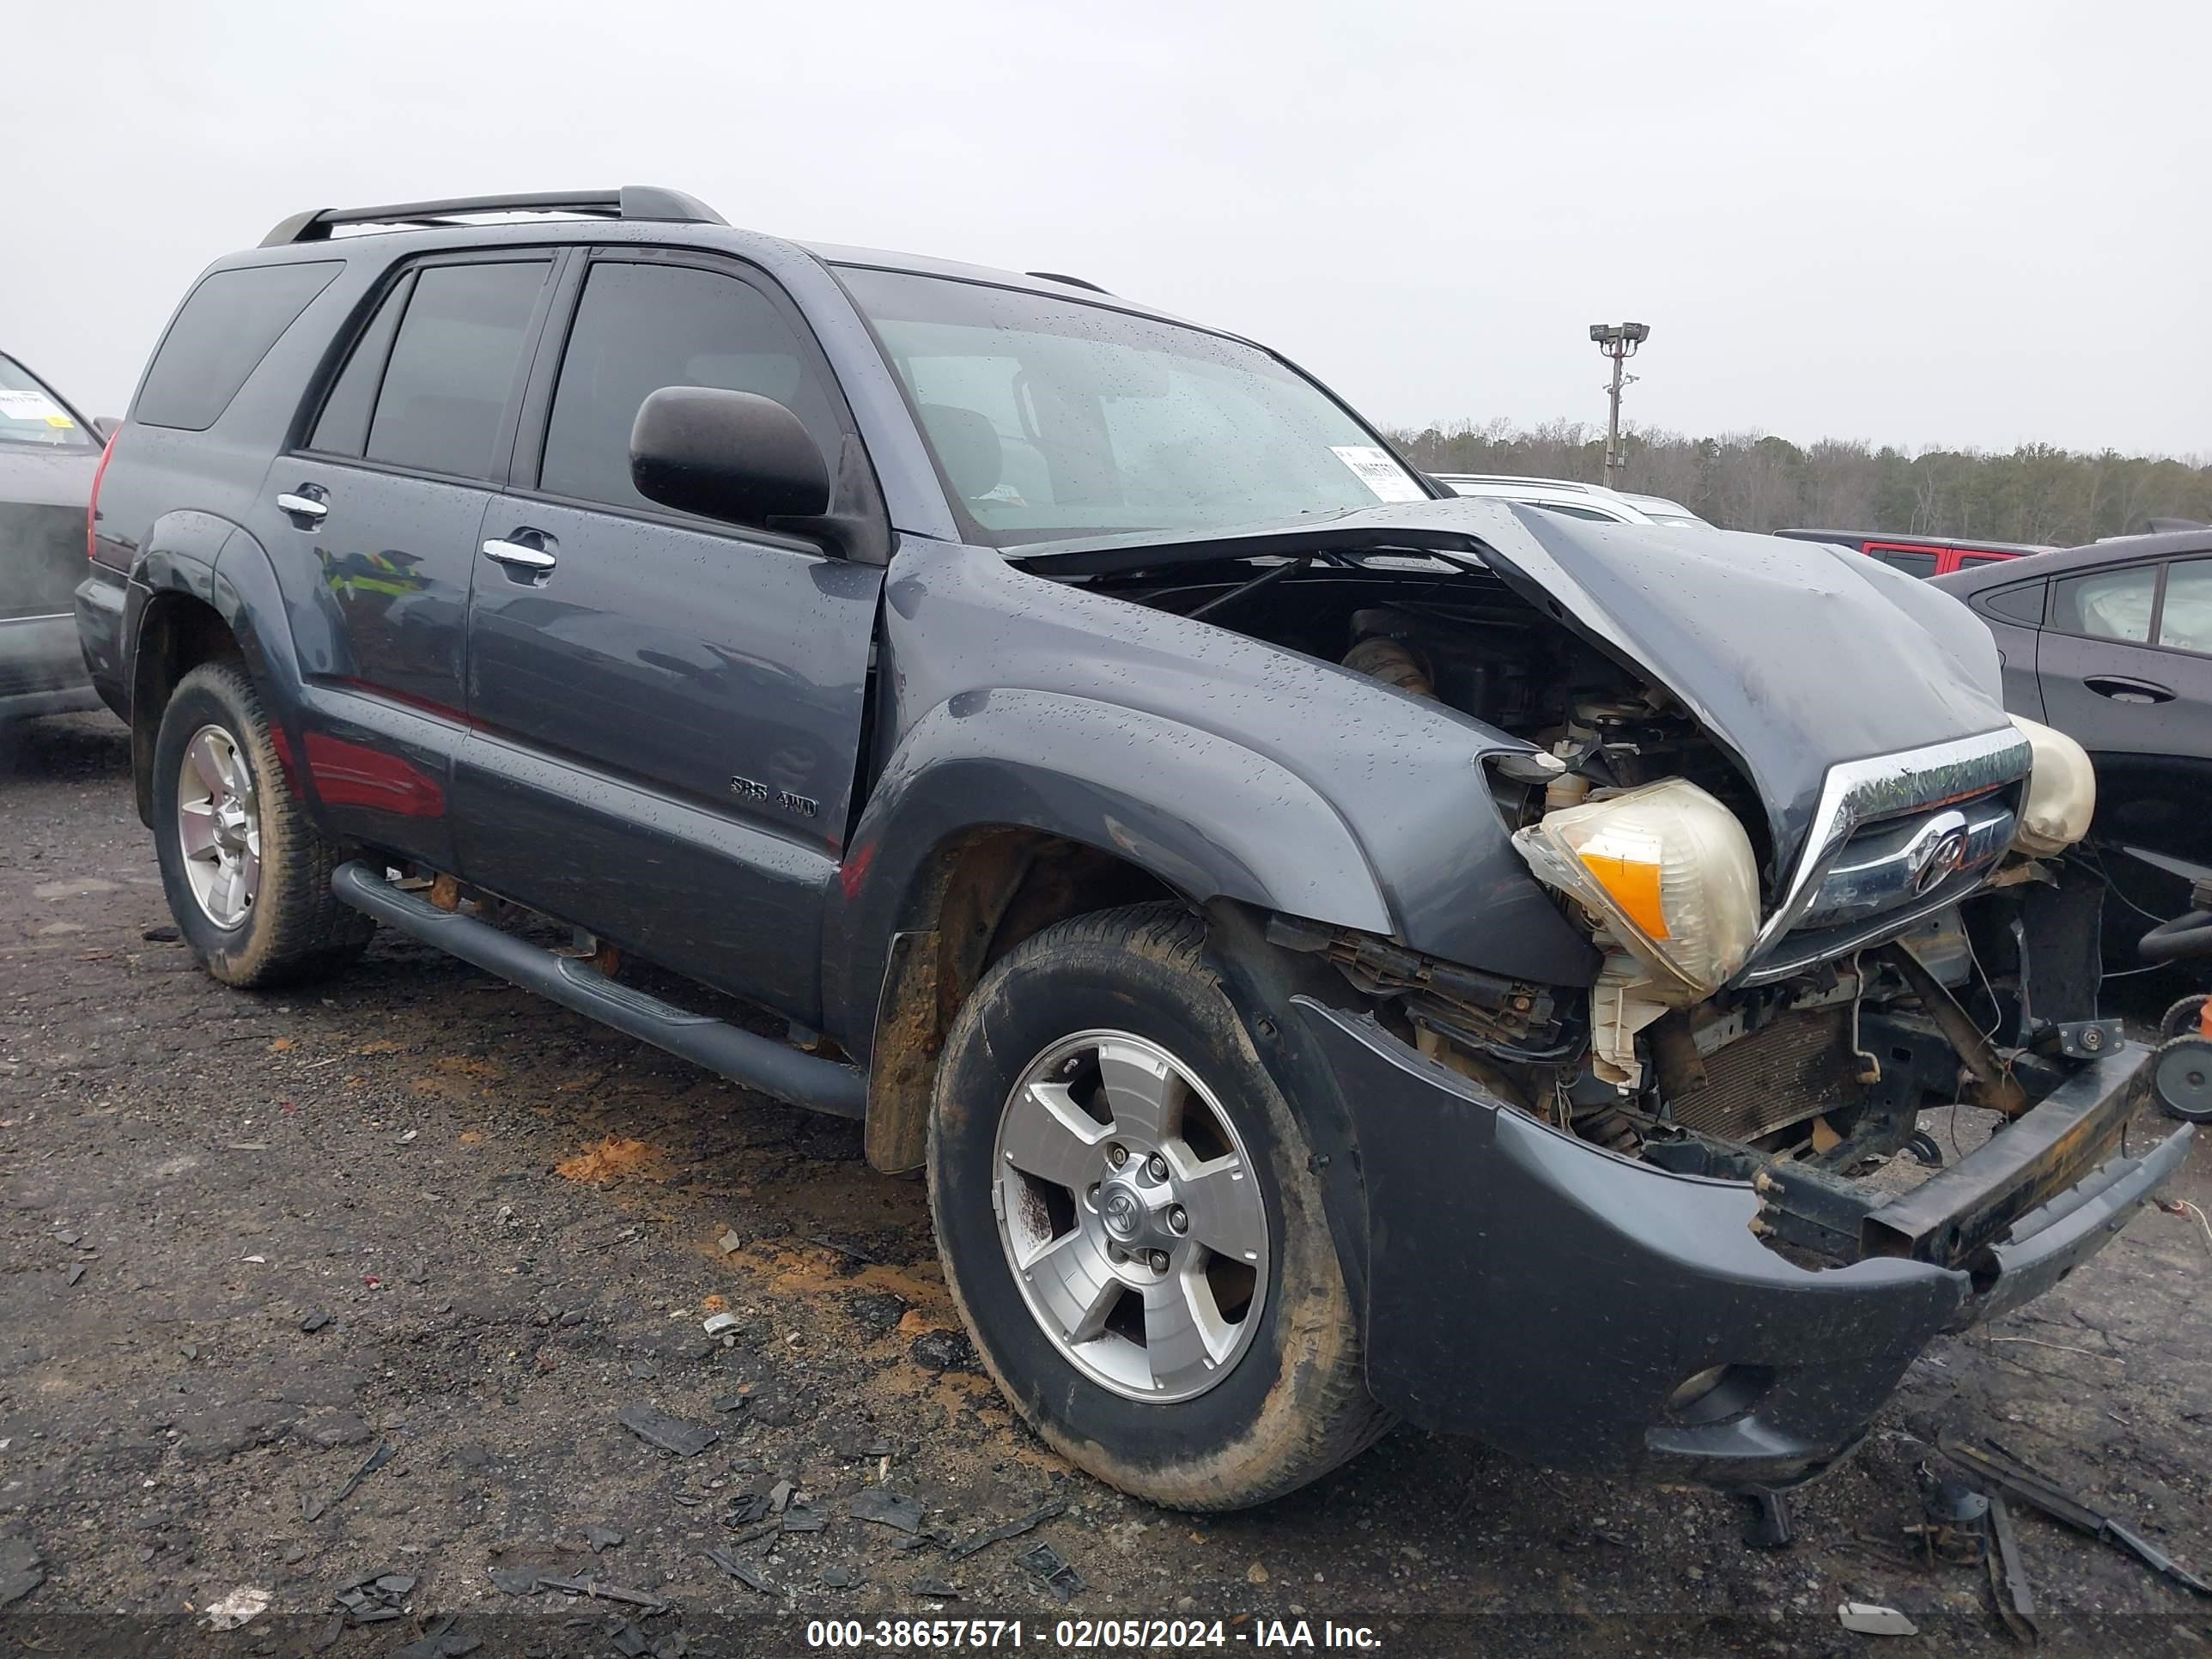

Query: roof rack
[259,185,726,248]
[1025,270,1113,295]
[1437,474,1599,494]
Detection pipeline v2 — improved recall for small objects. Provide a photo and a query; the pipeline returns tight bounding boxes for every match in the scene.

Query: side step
[331,860,866,1119]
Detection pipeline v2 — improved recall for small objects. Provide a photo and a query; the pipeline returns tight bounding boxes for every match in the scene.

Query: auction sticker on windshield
[0,389,72,427]
[1329,445,1425,502]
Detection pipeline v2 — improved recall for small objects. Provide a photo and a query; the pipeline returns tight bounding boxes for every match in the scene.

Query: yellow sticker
[45,415,76,428]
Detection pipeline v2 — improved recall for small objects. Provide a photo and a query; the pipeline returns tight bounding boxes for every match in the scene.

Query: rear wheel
[928,902,1389,1510]
[150,658,373,987]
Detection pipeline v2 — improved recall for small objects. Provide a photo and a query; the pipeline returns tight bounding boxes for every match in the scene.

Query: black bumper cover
[1296,999,2191,1487]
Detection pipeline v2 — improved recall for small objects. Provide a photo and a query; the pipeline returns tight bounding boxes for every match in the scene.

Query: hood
[1018,499,2014,875]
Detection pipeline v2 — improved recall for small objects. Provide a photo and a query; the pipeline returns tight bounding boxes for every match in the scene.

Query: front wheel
[928,903,1390,1510]
[150,658,373,987]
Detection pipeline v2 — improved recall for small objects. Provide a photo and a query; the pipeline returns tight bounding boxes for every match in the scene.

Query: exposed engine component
[1340,634,1435,700]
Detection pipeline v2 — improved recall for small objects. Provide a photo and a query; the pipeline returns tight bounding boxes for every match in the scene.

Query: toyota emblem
[1102,1188,1141,1240]
[1910,821,1971,896]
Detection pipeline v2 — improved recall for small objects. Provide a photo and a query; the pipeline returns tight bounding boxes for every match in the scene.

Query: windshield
[0,355,94,448]
[838,268,1428,546]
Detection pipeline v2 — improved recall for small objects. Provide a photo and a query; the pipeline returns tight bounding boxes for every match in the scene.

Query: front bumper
[1296,998,2192,1487]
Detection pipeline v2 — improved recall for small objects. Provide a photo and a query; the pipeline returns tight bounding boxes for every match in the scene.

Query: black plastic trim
[330,861,865,1117]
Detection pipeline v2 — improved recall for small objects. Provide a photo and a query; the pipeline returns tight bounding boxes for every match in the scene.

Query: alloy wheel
[176,724,261,930]
[993,1029,1270,1401]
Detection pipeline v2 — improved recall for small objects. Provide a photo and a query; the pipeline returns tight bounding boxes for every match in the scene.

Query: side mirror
[94,416,122,441]
[629,386,830,527]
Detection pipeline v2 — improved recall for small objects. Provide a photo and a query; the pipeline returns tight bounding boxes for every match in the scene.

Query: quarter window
[136,262,341,431]
[2158,558,2212,654]
[2053,565,2158,644]
[363,262,550,482]
[1980,580,2046,625]
[538,261,842,512]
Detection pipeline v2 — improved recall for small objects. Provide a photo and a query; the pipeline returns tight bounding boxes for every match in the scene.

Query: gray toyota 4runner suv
[78,187,2194,1510]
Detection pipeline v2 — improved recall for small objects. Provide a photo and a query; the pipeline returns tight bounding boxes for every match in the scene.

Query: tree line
[1386,418,2212,545]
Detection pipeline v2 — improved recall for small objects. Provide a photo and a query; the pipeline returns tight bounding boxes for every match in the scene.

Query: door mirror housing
[629,386,830,528]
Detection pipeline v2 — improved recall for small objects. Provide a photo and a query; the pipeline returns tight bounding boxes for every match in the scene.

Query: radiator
[1668,1006,1858,1143]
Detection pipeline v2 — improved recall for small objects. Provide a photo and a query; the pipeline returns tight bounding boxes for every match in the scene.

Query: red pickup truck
[1775,528,2051,578]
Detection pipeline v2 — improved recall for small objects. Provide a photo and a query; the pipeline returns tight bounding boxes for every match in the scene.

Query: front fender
[821,688,1392,1044]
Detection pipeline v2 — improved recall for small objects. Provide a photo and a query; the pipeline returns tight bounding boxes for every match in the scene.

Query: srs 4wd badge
[729,775,819,819]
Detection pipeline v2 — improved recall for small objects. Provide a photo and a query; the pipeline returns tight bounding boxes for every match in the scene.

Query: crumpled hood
[1019,498,2014,875]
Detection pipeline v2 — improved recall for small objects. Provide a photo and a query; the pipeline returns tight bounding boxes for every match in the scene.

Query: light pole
[1588,322,1650,488]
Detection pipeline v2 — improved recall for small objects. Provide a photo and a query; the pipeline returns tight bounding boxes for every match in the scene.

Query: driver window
[539,262,842,512]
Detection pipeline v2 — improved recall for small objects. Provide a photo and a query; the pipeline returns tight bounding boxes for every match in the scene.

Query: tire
[2160,994,2209,1042]
[928,902,1391,1510]
[150,657,373,988]
[2153,1034,2212,1124]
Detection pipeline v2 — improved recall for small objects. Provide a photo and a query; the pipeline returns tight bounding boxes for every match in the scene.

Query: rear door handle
[276,487,328,526]
[481,532,558,576]
[2084,675,2173,705]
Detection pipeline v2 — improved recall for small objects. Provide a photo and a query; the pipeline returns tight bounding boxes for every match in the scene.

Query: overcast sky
[8,0,2206,456]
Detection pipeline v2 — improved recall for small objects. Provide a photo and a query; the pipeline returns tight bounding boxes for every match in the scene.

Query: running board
[331,860,866,1119]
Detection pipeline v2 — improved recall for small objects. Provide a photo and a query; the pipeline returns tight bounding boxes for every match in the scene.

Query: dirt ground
[3,712,2210,1658]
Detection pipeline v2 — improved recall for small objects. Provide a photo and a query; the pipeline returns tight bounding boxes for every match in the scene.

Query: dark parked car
[1775,528,2050,579]
[78,187,2192,1510]
[1,351,112,730]
[1936,531,2212,924]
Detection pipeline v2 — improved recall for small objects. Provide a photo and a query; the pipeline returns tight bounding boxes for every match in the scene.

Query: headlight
[1511,777,1760,1000]
[2009,715,2094,856]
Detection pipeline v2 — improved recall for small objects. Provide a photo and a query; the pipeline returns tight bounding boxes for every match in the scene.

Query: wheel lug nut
[1169,1206,1188,1234]
[1106,1144,1128,1169]
[1148,1249,1170,1273]
[1146,1153,1169,1180]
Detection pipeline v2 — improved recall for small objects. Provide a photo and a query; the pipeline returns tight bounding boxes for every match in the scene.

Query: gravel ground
[3,712,2209,1658]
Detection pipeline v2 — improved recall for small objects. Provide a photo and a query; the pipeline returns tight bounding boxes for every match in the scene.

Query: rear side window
[538,260,842,511]
[365,262,550,481]
[136,262,341,430]
[2054,564,2157,643]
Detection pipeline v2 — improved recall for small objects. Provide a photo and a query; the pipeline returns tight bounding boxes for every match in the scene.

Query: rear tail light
[87,428,118,561]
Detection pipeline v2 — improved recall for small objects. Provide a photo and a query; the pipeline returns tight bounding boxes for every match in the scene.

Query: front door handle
[481,532,558,576]
[276,486,328,527]
[2084,675,2174,705]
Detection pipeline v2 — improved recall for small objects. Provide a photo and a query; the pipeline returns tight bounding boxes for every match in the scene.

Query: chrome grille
[1736,727,2032,988]
[1796,797,2016,933]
